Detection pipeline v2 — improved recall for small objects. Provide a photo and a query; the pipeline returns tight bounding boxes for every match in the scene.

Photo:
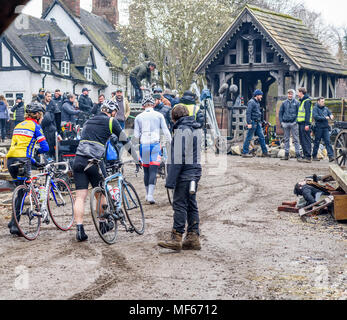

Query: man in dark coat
[52,89,63,111]
[158,104,202,252]
[41,91,62,160]
[37,88,45,103]
[91,94,105,116]
[241,90,269,158]
[78,88,93,113]
[294,181,329,206]
[11,97,25,127]
[312,97,334,162]
[297,87,313,162]
[130,61,156,102]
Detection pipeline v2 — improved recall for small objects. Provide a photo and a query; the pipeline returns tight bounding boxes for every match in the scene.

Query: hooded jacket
[179,95,205,129]
[312,104,332,129]
[0,101,10,120]
[166,116,202,189]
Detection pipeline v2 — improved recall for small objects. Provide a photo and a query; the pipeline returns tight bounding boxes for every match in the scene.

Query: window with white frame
[112,71,119,85]
[41,56,51,72]
[84,67,92,81]
[5,92,24,107]
[61,61,70,76]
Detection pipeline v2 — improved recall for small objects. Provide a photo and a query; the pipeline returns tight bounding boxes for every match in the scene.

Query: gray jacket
[279,98,299,123]
[61,100,80,122]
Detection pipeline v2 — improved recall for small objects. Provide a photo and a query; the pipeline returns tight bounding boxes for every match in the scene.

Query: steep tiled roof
[71,44,93,67]
[42,1,126,69]
[19,33,50,57]
[195,5,346,76]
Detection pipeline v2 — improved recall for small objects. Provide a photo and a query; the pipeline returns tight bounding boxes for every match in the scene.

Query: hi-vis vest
[181,104,200,119]
[297,99,312,123]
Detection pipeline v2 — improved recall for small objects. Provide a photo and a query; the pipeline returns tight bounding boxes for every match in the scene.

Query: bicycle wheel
[12,185,41,240]
[90,187,118,245]
[122,181,145,235]
[48,178,74,231]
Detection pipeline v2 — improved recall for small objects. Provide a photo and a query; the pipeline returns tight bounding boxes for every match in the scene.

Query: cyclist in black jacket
[72,100,141,242]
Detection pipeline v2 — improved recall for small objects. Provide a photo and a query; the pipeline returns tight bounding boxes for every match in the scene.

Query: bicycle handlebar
[46,162,69,174]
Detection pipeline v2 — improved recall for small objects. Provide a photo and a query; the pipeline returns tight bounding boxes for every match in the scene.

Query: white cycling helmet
[102,99,119,113]
[141,94,155,106]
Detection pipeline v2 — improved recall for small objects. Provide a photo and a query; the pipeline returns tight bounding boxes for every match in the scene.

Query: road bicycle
[87,159,145,245]
[11,160,74,240]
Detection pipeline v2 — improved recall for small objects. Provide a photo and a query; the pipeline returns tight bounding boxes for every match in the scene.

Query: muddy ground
[0,152,346,300]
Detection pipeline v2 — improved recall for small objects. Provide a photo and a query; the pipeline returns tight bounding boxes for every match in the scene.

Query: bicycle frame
[21,162,69,222]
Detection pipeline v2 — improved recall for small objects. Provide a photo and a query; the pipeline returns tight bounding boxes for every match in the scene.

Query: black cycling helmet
[142,94,155,106]
[26,101,45,114]
[101,99,119,113]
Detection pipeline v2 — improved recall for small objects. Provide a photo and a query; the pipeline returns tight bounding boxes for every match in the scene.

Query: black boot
[281,153,289,160]
[8,218,22,237]
[76,224,88,242]
[100,221,114,234]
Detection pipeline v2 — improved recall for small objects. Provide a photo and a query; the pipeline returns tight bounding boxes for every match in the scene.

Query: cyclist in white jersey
[134,94,171,204]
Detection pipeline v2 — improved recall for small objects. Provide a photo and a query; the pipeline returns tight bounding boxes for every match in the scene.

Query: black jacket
[246,98,262,124]
[11,101,25,122]
[53,96,63,111]
[154,102,172,131]
[76,113,138,162]
[166,116,202,189]
[279,99,299,123]
[78,94,93,113]
[179,96,205,129]
[41,100,62,135]
[312,104,332,129]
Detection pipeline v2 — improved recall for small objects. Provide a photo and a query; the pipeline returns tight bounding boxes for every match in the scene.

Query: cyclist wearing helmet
[72,99,141,242]
[6,102,49,236]
[134,94,171,204]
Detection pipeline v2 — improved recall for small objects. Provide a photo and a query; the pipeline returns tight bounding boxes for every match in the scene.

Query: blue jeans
[118,120,125,130]
[312,127,333,158]
[242,121,268,154]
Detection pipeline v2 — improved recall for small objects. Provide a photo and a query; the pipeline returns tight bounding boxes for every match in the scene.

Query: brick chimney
[43,0,80,17]
[92,0,119,27]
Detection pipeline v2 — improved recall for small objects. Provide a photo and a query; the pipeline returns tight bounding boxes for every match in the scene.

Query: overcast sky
[22,0,347,27]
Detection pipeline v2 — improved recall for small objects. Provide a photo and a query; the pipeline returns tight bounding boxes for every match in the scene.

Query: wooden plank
[333,194,347,221]
[329,164,347,193]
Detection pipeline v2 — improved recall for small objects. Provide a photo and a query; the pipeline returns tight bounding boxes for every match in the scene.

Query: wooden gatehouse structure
[195,5,347,135]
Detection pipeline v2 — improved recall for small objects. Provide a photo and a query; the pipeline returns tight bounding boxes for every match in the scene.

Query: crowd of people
[1,59,337,250]
[3,72,205,252]
[241,87,335,163]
